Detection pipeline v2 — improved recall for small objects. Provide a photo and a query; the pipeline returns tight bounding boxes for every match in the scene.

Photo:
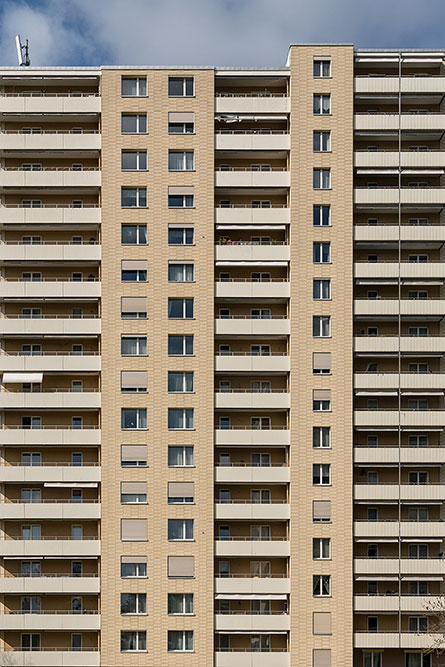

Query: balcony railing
[216,574,287,578]
[216,92,288,98]
[216,130,287,135]
[216,426,288,430]
[0,461,99,466]
[215,500,287,504]
[215,278,288,283]
[0,536,98,541]
[0,314,99,319]
[215,463,288,467]
[0,351,99,356]
[0,204,100,208]
[215,352,287,356]
[215,316,288,320]
[216,204,288,208]
[1,647,99,652]
[215,537,287,541]
[1,425,100,430]
[215,389,288,394]
[0,572,98,577]
[1,240,99,245]
[1,167,99,172]
[1,92,100,98]
[0,388,100,393]
[216,240,286,245]
[1,278,99,282]
[2,130,99,135]
[2,609,99,615]
[0,499,99,504]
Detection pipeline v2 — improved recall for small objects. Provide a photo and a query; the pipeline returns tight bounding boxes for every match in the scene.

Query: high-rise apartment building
[0,43,442,666]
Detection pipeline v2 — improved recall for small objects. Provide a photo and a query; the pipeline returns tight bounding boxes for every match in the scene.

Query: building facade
[0,44,442,667]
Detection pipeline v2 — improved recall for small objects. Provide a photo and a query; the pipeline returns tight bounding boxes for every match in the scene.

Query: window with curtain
[168,264,194,282]
[168,372,193,393]
[168,151,194,171]
[168,446,194,467]
[120,631,146,652]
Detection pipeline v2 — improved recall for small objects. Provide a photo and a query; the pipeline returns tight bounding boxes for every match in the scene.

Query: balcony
[354,336,445,355]
[0,169,100,189]
[215,245,290,263]
[354,409,445,428]
[0,576,99,595]
[215,429,290,447]
[355,112,445,132]
[354,188,445,206]
[215,539,290,558]
[215,131,290,151]
[354,558,445,576]
[0,428,101,447]
[215,577,290,596]
[0,353,100,373]
[354,299,445,317]
[0,93,100,114]
[215,355,290,374]
[0,501,100,520]
[354,261,445,280]
[0,280,100,300]
[354,446,445,464]
[215,280,290,300]
[0,390,101,410]
[215,318,290,337]
[354,483,445,501]
[0,464,100,484]
[0,132,101,152]
[0,243,101,263]
[215,652,290,667]
[215,170,290,188]
[0,611,100,631]
[215,502,290,521]
[355,150,445,169]
[0,206,101,226]
[0,317,100,337]
[355,595,443,613]
[354,632,445,649]
[0,538,100,558]
[215,95,290,114]
[0,650,99,666]
[354,224,445,244]
[354,521,445,539]
[355,75,445,94]
[215,466,290,484]
[215,207,290,225]
[215,613,290,633]
[215,391,290,410]
[354,372,445,391]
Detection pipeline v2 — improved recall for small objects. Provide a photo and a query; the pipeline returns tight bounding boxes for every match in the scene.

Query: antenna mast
[15,35,30,67]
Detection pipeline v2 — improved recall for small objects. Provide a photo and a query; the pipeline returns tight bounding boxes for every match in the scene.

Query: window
[168,408,194,430]
[121,518,147,541]
[121,261,147,282]
[121,482,147,504]
[121,77,147,97]
[409,544,428,559]
[408,616,428,632]
[368,508,378,521]
[313,242,331,263]
[408,507,428,522]
[121,336,147,356]
[21,596,41,614]
[21,525,41,540]
[21,453,41,466]
[314,94,331,115]
[168,630,194,652]
[313,574,330,596]
[408,399,429,411]
[168,372,193,393]
[406,653,431,667]
[408,363,429,373]
[313,464,331,485]
[121,151,147,171]
[121,225,147,245]
[21,417,41,429]
[21,308,42,319]
[313,538,330,559]
[121,114,147,134]
[168,193,194,208]
[408,291,428,300]
[314,59,331,77]
[168,335,193,356]
[408,218,429,226]
[121,631,147,652]
[409,435,428,448]
[168,298,193,319]
[313,131,331,152]
[409,327,428,337]
[121,593,147,615]
[313,279,331,300]
[313,316,330,337]
[22,344,42,356]
[168,519,194,541]
[21,200,42,208]
[251,308,271,319]
[313,169,331,189]
[168,556,194,578]
[367,617,378,633]
[168,263,194,282]
[409,471,428,485]
[168,77,194,97]
[21,236,42,245]
[168,112,194,134]
[121,297,147,319]
[313,205,331,227]
[367,436,378,448]
[21,634,40,651]
[313,353,331,374]
[313,427,330,448]
[21,561,41,578]
[168,482,194,504]
[368,471,378,485]
[313,500,331,523]
[121,188,147,208]
[168,151,194,171]
[168,446,194,467]
[121,445,147,468]
[121,408,147,430]
[363,653,382,667]
[168,227,194,245]
[121,557,147,578]
[168,593,194,615]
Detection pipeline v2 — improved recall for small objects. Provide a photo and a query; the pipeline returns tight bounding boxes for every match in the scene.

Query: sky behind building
[0,0,444,68]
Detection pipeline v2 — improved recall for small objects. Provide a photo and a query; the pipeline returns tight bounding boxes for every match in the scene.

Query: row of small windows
[121,408,193,430]
[121,76,194,97]
[119,371,193,393]
[119,261,194,283]
[121,224,194,245]
[121,629,193,653]
[121,335,193,356]
[122,113,194,134]
[121,188,194,208]
[121,150,194,171]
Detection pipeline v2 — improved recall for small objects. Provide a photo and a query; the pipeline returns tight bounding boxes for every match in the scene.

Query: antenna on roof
[15,35,30,67]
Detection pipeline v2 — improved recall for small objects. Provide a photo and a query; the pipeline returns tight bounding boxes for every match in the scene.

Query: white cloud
[0,0,444,67]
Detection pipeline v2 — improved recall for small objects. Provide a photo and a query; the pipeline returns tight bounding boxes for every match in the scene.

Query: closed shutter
[313,612,331,635]
[121,482,147,494]
[121,445,147,462]
[168,112,194,122]
[168,556,194,577]
[313,649,331,667]
[121,371,147,388]
[121,297,147,313]
[121,518,147,541]
[168,482,194,497]
[168,186,194,195]
[313,389,331,400]
[121,260,147,270]
[121,556,147,564]
[313,353,331,370]
[313,500,331,521]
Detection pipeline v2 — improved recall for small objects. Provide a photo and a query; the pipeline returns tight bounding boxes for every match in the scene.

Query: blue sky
[1,0,445,68]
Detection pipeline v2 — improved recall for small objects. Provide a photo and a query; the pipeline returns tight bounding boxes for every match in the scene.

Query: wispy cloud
[0,0,444,68]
